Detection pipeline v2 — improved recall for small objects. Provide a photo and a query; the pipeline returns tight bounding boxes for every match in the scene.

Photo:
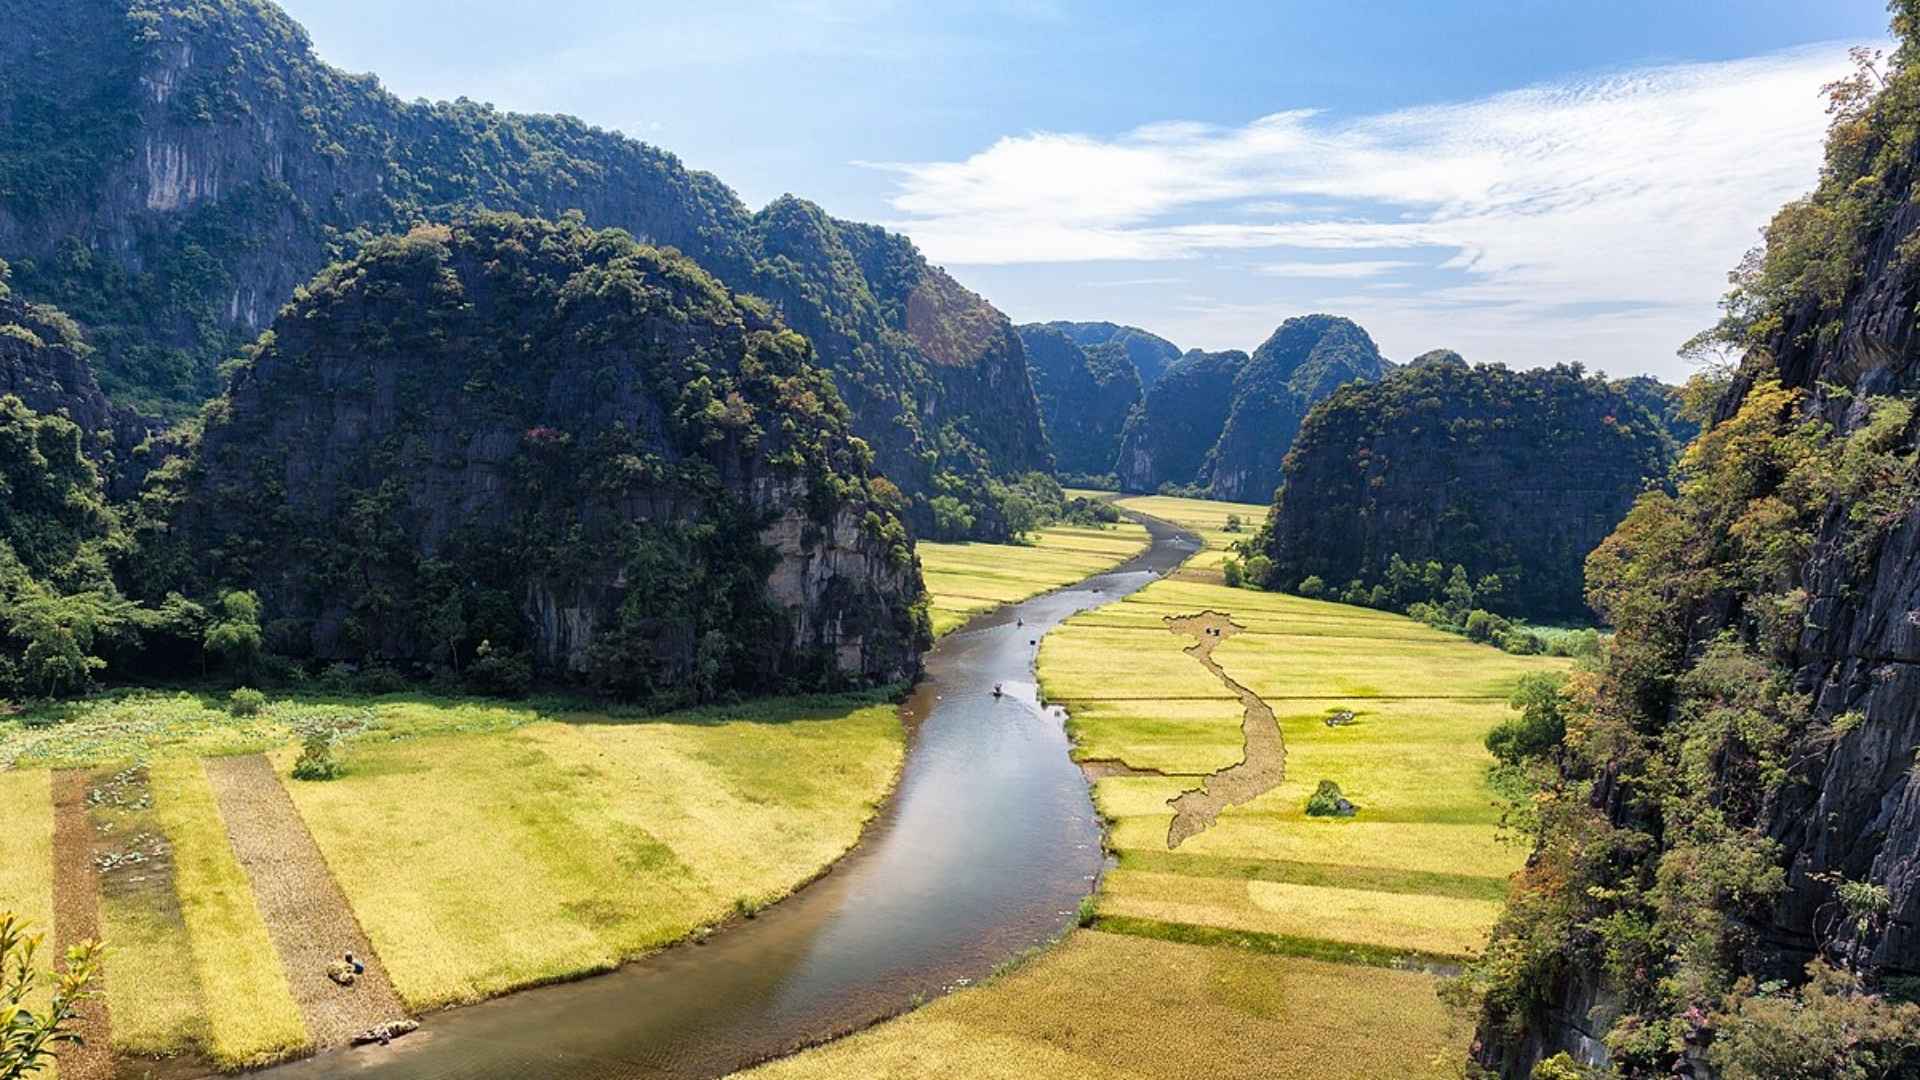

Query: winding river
[259,514,1198,1079]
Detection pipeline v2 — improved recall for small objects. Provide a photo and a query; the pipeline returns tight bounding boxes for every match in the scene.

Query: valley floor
[742,494,1568,1079]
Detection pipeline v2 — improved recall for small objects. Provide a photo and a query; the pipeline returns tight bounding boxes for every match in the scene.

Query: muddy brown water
[251,514,1198,1079]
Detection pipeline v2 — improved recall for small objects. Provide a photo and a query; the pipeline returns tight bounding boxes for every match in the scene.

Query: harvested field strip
[1049,694,1510,702]
[50,770,111,1080]
[0,771,57,1065]
[1117,849,1510,902]
[204,754,406,1048]
[149,759,309,1067]
[1090,914,1467,973]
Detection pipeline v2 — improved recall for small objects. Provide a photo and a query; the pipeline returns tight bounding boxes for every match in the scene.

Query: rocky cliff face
[1016,324,1141,476]
[1042,321,1183,387]
[164,215,926,693]
[1475,21,1920,1070]
[1113,348,1245,492]
[1261,362,1672,620]
[1200,314,1388,502]
[0,0,1046,538]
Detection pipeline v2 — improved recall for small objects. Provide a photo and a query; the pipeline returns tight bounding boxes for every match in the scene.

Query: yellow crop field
[279,697,905,1010]
[919,521,1149,634]
[736,930,1469,1079]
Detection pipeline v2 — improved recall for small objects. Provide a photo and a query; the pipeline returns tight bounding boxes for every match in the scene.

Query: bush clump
[290,731,342,781]
[227,687,266,716]
[1305,779,1356,817]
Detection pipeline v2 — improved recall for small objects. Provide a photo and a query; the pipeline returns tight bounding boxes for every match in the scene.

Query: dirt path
[1163,611,1287,848]
[50,769,113,1080]
[202,755,405,1047]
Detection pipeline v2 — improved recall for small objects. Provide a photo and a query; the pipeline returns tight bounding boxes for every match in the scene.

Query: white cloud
[867,44,1869,377]
[1254,260,1419,279]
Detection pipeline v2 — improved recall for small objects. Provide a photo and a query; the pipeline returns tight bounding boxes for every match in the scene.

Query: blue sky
[280,0,1892,380]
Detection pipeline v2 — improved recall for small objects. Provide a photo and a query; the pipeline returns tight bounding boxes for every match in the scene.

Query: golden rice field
[1047,568,1567,962]
[0,691,906,1068]
[918,521,1150,635]
[1111,494,1268,575]
[278,696,904,1010]
[737,929,1470,1080]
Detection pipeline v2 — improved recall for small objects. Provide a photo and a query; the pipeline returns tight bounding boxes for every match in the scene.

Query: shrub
[1498,629,1546,655]
[290,731,342,781]
[1243,553,1274,587]
[1223,513,1243,533]
[1485,672,1568,765]
[1465,608,1508,642]
[0,912,103,1078]
[227,687,266,716]
[1297,574,1326,598]
[353,664,409,695]
[467,640,532,697]
[1305,779,1356,817]
[1222,559,1244,588]
[1709,962,1920,1079]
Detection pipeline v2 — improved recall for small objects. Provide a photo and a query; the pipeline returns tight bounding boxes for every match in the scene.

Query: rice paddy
[277,696,904,1010]
[737,929,1471,1079]
[918,521,1150,634]
[1112,494,1268,576]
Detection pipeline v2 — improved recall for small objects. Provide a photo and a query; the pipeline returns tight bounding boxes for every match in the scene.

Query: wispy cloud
[866,44,1866,374]
[1254,259,1418,279]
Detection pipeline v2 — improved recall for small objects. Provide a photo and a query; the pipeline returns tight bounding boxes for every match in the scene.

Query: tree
[1485,671,1568,765]
[1223,513,1243,533]
[203,590,264,679]
[929,495,976,538]
[1297,574,1326,598]
[1,912,103,1080]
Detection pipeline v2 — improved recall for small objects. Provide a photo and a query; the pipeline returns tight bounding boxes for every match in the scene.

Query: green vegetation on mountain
[1470,9,1920,1076]
[0,0,1046,537]
[1200,315,1390,503]
[136,213,925,697]
[1114,348,1247,492]
[1041,321,1182,387]
[1258,361,1673,622]
[1016,324,1142,477]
